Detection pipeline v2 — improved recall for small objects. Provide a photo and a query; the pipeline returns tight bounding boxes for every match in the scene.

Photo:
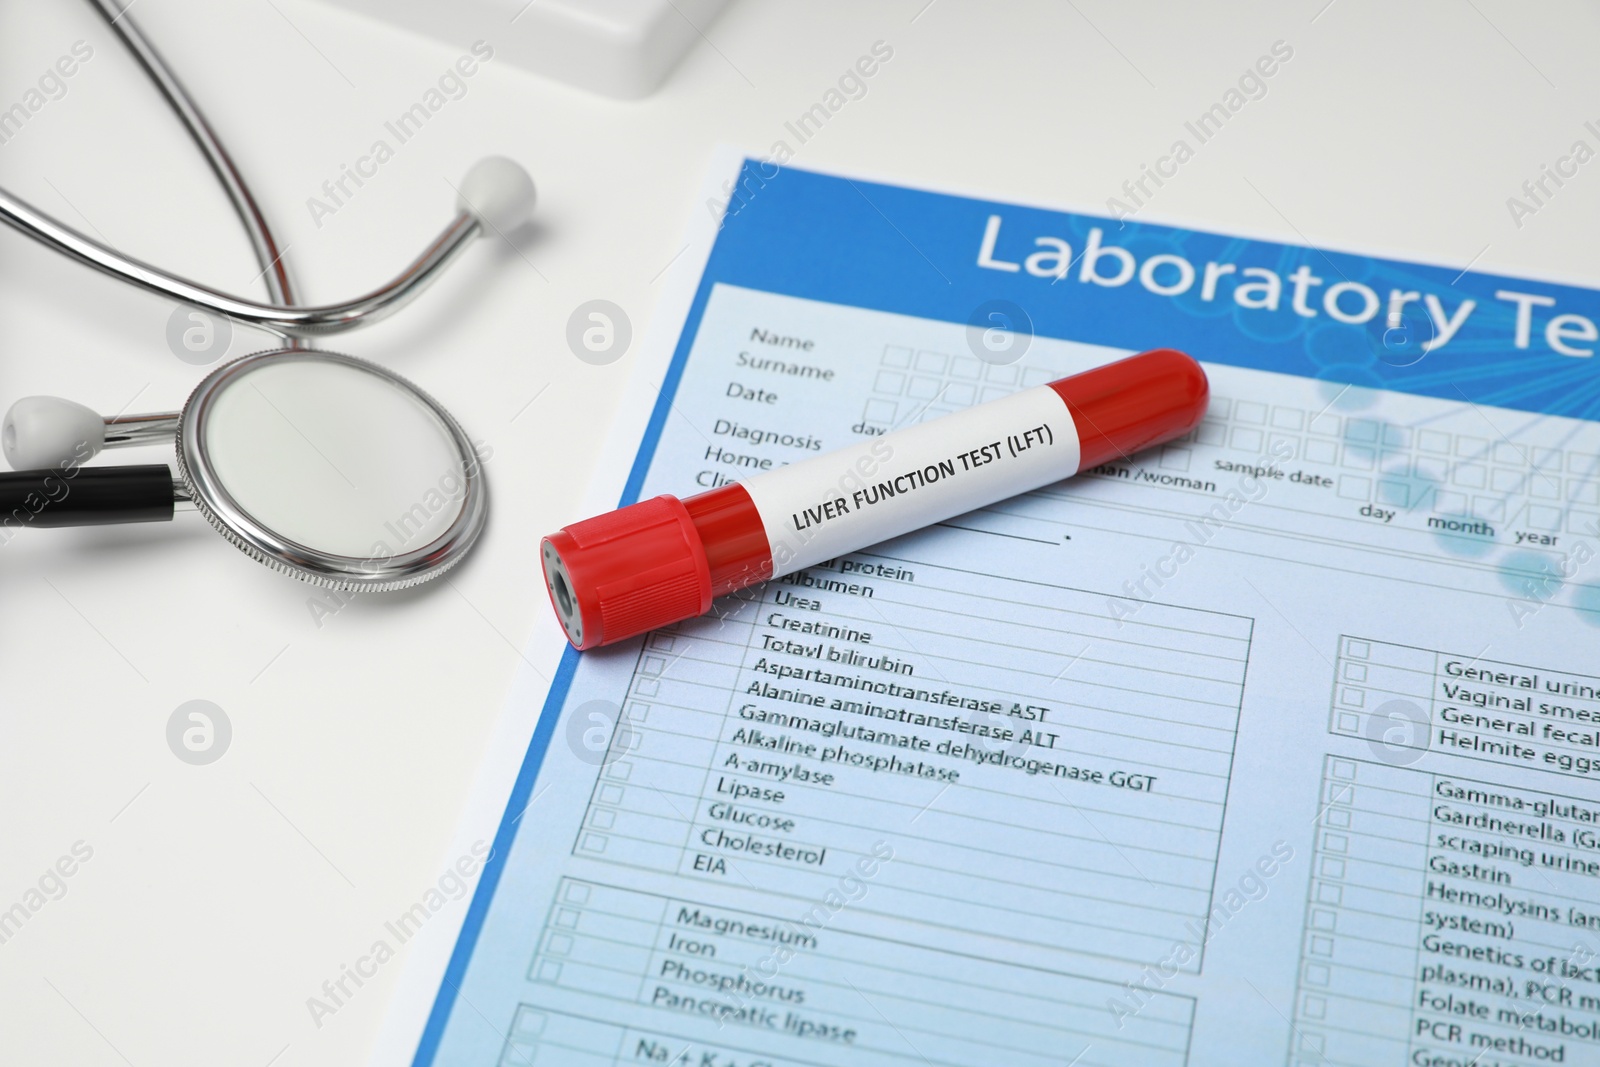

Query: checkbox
[589,808,616,829]
[1343,446,1376,471]
[1309,935,1334,957]
[1302,995,1327,1020]
[607,761,632,781]
[554,908,580,928]
[580,833,608,854]
[536,960,563,983]
[862,399,897,424]
[633,678,660,697]
[1298,1031,1325,1054]
[514,1009,547,1035]
[1340,687,1366,708]
[1311,909,1337,931]
[1303,963,1330,987]
[1345,640,1370,659]
[1326,808,1351,828]
[563,881,591,905]
[1235,400,1268,425]
[640,656,666,676]
[649,635,676,651]
[1316,883,1343,905]
[1304,439,1337,463]
[544,932,574,956]
[1337,712,1360,733]
[628,703,650,722]
[1322,832,1348,853]
[501,1038,538,1065]
[1338,474,1371,500]
[599,784,624,805]
[1320,857,1346,879]
[1330,759,1357,780]
[1343,662,1368,682]
[1325,782,1354,806]
[950,356,981,380]
[1231,427,1263,452]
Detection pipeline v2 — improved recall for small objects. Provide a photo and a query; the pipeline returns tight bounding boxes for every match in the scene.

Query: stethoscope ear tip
[457,157,536,236]
[3,396,106,471]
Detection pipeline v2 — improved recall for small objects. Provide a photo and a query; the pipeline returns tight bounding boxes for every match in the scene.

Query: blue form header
[706,160,1600,422]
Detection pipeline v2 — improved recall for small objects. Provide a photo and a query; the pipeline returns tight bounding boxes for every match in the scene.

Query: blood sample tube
[542,347,1208,649]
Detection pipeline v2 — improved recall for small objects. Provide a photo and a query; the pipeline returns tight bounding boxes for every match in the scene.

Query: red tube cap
[541,494,712,649]
[1050,348,1209,470]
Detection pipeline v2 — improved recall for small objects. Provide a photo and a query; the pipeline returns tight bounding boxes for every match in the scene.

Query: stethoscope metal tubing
[0,191,483,337]
[0,0,488,339]
[85,0,299,325]
[103,412,181,448]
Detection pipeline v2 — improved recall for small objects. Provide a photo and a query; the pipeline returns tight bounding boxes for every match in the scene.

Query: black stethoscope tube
[0,465,175,528]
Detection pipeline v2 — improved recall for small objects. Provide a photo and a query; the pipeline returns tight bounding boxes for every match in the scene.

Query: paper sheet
[382,149,1600,1067]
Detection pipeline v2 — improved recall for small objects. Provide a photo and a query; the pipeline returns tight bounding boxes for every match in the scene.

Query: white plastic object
[458,157,537,235]
[3,396,106,471]
[313,0,733,99]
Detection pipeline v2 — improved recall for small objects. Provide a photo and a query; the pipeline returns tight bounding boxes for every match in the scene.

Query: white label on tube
[741,385,1081,577]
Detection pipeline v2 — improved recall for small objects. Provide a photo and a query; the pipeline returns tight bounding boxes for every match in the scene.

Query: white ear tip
[3,396,105,470]
[458,157,536,234]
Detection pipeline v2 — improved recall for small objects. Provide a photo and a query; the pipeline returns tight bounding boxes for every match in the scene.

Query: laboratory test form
[379,152,1600,1067]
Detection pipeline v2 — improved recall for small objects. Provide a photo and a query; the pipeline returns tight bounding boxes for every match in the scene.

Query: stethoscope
[0,0,534,590]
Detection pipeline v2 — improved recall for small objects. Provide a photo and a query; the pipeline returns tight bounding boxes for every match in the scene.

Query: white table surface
[1,1,1595,1064]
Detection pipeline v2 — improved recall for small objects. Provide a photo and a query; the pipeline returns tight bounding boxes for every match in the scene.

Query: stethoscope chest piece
[0,349,488,589]
[177,349,487,590]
